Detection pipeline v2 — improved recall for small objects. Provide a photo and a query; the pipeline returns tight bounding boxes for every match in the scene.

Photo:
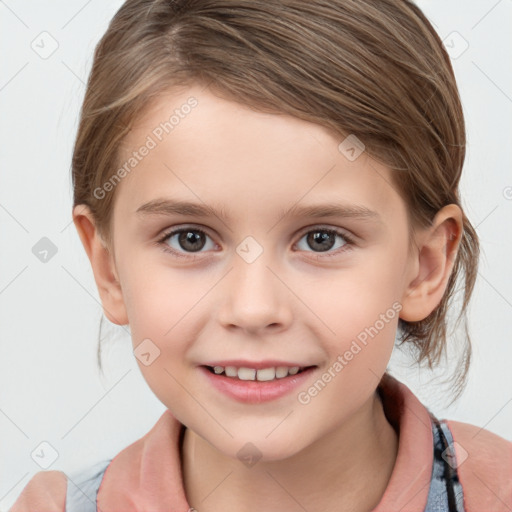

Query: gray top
[66,459,110,512]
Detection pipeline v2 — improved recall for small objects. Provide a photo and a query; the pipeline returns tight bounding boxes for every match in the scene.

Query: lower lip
[199,366,317,404]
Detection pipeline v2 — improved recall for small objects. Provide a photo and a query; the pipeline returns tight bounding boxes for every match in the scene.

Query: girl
[11,0,511,511]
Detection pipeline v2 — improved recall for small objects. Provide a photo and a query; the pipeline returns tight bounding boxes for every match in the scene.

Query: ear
[400,204,463,322]
[72,205,129,326]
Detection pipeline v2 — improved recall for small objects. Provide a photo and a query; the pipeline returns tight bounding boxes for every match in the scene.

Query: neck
[181,390,398,512]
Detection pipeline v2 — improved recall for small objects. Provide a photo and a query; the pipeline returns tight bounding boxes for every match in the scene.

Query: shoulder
[10,460,111,512]
[446,419,512,469]
[9,470,67,512]
[445,419,512,511]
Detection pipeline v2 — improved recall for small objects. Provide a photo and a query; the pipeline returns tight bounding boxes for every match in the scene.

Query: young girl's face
[106,83,418,460]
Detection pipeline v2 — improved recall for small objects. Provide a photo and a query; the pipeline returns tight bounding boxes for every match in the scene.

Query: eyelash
[155,225,356,260]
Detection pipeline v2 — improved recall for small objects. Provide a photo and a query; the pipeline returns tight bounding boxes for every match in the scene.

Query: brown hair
[72,0,479,399]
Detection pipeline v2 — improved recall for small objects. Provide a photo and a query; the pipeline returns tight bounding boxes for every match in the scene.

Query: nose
[216,250,293,334]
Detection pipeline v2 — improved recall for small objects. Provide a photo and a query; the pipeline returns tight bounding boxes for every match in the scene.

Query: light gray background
[1,0,511,509]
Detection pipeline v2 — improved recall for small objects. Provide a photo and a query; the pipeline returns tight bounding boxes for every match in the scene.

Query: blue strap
[424,415,466,511]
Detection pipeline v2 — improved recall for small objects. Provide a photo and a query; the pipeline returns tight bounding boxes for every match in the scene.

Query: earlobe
[72,205,129,326]
[400,205,463,322]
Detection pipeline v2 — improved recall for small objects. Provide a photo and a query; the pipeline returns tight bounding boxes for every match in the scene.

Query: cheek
[312,251,405,325]
[119,265,203,406]
[296,271,401,421]
[306,248,405,368]
[119,262,210,380]
[118,257,198,339]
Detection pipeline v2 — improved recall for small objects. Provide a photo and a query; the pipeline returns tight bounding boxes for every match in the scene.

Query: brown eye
[305,231,337,252]
[176,230,207,252]
[159,227,216,257]
[296,228,351,254]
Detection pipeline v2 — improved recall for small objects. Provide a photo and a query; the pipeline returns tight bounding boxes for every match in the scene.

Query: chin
[217,434,308,465]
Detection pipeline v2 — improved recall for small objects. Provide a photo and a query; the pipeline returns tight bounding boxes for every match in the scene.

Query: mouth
[199,364,318,404]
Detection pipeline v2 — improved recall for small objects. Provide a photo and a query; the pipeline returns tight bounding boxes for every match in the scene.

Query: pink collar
[97,374,433,511]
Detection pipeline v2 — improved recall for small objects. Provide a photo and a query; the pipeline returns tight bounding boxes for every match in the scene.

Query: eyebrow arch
[135,198,382,223]
[277,202,382,223]
[136,199,231,220]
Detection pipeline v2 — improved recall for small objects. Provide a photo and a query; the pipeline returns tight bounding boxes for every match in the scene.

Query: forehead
[115,84,405,226]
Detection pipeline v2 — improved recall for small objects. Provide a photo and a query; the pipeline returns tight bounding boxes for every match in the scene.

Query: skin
[74,83,462,512]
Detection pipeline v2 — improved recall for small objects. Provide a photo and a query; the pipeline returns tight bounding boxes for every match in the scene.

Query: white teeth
[238,367,256,380]
[276,366,290,378]
[210,365,304,381]
[256,368,275,381]
[225,366,238,377]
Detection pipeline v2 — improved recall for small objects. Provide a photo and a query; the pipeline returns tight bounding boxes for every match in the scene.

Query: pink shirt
[11,375,512,511]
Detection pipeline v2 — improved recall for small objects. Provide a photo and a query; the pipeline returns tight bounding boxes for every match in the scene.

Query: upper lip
[201,360,317,370]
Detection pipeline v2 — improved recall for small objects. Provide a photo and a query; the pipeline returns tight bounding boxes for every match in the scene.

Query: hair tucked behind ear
[73,0,479,399]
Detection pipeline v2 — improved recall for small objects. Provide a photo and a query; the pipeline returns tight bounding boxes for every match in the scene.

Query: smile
[205,365,310,381]
[200,365,318,404]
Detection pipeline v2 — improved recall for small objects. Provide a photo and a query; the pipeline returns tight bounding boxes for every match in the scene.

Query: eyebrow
[135,198,382,223]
